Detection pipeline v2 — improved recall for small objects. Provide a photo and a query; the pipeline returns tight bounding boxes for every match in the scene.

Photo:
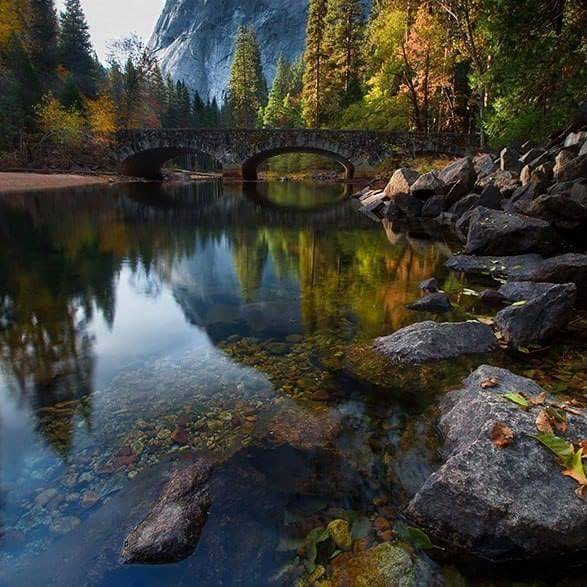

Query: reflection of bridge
[115,129,478,180]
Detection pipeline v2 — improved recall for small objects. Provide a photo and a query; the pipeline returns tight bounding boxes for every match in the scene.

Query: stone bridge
[115,129,478,180]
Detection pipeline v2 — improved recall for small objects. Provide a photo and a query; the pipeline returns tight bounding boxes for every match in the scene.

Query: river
[0,180,584,585]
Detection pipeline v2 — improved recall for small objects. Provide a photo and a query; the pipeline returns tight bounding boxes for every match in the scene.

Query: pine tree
[59,0,97,96]
[302,0,328,127]
[322,0,365,119]
[227,26,267,128]
[27,0,59,76]
[191,90,205,126]
[60,74,84,111]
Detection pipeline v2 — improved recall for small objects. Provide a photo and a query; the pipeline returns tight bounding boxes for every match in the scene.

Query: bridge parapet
[115,129,479,180]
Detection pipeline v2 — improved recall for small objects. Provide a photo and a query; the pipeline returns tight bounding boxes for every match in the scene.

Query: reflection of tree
[231,230,268,302]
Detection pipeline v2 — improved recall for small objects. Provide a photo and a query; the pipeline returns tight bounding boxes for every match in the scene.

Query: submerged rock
[406,293,452,313]
[121,457,214,564]
[373,321,496,364]
[495,283,576,347]
[406,365,587,561]
[331,543,421,587]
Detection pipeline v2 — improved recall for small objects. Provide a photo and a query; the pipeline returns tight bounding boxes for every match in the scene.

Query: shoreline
[0,172,118,194]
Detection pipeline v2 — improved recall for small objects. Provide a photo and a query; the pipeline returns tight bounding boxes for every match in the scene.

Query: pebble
[80,491,100,509]
[35,488,58,508]
[49,516,80,536]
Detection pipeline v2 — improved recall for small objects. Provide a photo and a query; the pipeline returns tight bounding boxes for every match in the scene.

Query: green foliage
[262,55,303,128]
[59,0,97,95]
[227,26,267,128]
[503,392,530,408]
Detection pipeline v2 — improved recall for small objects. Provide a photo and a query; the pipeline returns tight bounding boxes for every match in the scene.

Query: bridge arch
[240,147,355,181]
[119,147,222,180]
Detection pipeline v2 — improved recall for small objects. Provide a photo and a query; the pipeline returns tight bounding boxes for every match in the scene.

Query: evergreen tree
[227,26,267,128]
[191,90,205,126]
[263,55,302,128]
[302,0,328,127]
[59,0,97,95]
[176,80,192,127]
[27,0,59,77]
[322,0,365,119]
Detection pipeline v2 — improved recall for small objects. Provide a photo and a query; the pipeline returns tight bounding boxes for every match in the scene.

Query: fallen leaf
[481,378,499,389]
[503,393,529,409]
[490,422,514,448]
[511,300,528,307]
[546,407,568,434]
[576,485,587,501]
[535,411,554,434]
[578,440,587,453]
[563,449,587,486]
[533,434,576,468]
[529,392,546,407]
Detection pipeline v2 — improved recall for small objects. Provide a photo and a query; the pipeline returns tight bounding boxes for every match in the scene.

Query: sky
[56,0,165,62]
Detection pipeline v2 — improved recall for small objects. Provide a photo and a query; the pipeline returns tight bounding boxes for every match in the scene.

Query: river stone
[473,153,498,179]
[438,157,476,191]
[556,153,587,182]
[395,193,423,217]
[331,543,419,587]
[373,321,496,364]
[478,184,503,210]
[445,254,544,279]
[406,294,452,313]
[421,194,447,217]
[419,278,440,292]
[500,147,522,173]
[464,207,560,256]
[121,457,213,564]
[526,193,587,230]
[449,193,479,218]
[495,283,576,346]
[384,168,420,197]
[406,365,587,561]
[410,172,444,199]
[497,281,559,302]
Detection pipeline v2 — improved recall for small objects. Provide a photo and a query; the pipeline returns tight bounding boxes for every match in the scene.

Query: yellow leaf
[563,449,587,486]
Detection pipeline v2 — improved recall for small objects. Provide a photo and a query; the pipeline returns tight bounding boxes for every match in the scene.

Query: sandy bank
[0,172,114,194]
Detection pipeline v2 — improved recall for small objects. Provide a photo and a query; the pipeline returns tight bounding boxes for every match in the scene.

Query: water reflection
[0,180,452,582]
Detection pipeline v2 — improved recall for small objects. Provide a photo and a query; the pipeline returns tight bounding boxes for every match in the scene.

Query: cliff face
[149,0,309,102]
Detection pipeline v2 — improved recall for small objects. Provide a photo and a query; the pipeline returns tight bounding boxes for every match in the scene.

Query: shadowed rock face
[149,0,309,101]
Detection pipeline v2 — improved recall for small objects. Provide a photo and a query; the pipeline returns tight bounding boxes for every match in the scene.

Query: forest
[0,0,585,167]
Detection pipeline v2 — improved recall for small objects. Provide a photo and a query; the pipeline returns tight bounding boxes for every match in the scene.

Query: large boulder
[406,366,587,561]
[410,172,444,199]
[373,321,496,364]
[395,193,423,217]
[556,153,587,182]
[421,194,447,217]
[473,153,498,179]
[449,193,480,218]
[121,457,213,564]
[526,193,587,230]
[384,168,421,198]
[495,282,577,347]
[438,157,476,191]
[503,181,543,214]
[478,184,503,210]
[445,254,544,279]
[500,147,522,174]
[476,170,520,198]
[464,207,561,256]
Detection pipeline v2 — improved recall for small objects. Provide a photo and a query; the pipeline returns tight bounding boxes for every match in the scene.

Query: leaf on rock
[503,392,529,409]
[563,449,587,486]
[533,434,576,468]
[490,422,514,448]
[529,392,546,407]
[535,410,554,434]
[511,300,528,307]
[481,378,499,389]
[546,407,568,434]
[576,485,587,502]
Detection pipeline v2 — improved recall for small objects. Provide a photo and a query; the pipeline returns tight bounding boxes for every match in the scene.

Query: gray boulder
[373,321,496,364]
[478,184,502,210]
[445,179,469,203]
[526,193,587,230]
[503,181,543,214]
[476,170,520,198]
[395,193,423,217]
[500,147,522,173]
[556,153,587,182]
[384,168,421,198]
[520,147,546,165]
[464,207,560,256]
[497,281,559,302]
[438,157,476,191]
[406,293,452,313]
[410,172,445,199]
[495,283,577,347]
[474,153,498,179]
[406,365,587,561]
[445,254,544,279]
[421,194,447,217]
[121,458,213,564]
[449,194,480,218]
[420,278,440,292]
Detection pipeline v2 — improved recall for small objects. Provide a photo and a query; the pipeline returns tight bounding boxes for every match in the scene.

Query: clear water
[0,181,584,586]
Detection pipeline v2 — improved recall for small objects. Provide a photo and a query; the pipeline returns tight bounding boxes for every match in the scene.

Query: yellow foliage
[36,94,85,149]
[0,0,21,49]
[86,95,118,135]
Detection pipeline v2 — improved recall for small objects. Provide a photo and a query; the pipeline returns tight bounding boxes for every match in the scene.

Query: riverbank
[0,172,117,194]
